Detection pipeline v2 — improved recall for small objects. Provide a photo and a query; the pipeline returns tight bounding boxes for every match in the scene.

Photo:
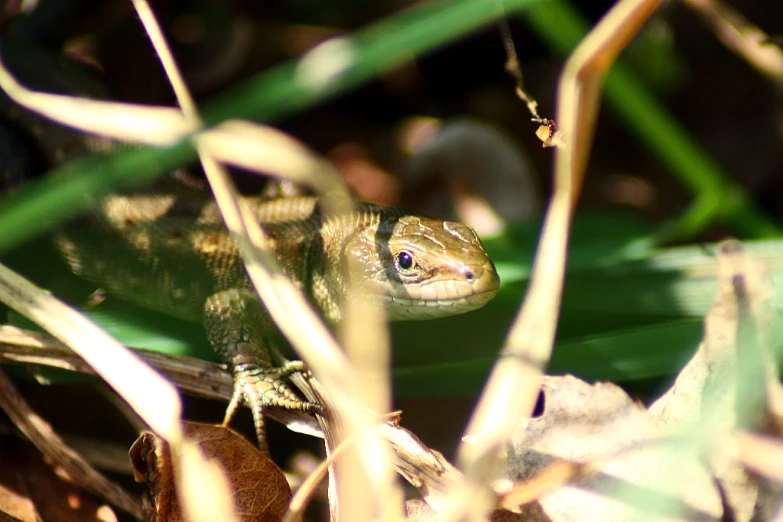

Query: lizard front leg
[203,288,320,454]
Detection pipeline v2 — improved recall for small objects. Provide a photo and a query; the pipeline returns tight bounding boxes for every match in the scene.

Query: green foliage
[3,0,781,400]
[525,0,780,240]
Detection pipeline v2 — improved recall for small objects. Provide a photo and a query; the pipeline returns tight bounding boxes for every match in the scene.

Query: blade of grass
[392,319,703,396]
[204,0,542,124]
[450,2,665,520]
[564,239,783,317]
[0,0,544,252]
[524,0,781,240]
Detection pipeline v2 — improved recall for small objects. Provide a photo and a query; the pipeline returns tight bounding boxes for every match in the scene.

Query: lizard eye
[396,251,414,271]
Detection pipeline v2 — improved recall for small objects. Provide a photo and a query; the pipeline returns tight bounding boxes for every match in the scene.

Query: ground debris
[493,241,783,521]
[130,422,291,522]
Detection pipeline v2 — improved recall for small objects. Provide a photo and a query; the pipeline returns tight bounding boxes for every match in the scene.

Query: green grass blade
[393,319,703,397]
[564,239,783,318]
[0,0,544,253]
[524,0,780,239]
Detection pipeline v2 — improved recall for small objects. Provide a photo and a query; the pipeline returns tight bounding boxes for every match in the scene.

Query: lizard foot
[223,364,322,453]
[205,289,323,451]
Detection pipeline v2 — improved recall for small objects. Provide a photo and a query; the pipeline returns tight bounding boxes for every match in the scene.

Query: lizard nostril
[464,271,474,282]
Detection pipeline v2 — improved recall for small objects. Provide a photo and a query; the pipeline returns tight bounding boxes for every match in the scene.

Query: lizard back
[55,189,405,323]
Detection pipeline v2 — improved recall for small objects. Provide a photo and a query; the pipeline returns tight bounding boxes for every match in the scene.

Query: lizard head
[347,214,500,321]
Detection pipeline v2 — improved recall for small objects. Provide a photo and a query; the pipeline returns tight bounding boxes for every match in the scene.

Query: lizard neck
[271,201,401,324]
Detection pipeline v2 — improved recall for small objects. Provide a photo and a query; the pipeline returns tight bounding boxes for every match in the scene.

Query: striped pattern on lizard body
[0,44,500,452]
[56,186,500,452]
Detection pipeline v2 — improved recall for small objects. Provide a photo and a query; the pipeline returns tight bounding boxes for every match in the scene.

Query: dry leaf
[649,240,783,521]
[129,432,178,522]
[496,375,720,521]
[534,120,564,149]
[405,498,437,521]
[130,422,291,522]
[493,242,783,521]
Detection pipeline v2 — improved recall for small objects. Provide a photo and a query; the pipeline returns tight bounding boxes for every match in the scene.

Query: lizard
[53,184,501,453]
[0,28,500,453]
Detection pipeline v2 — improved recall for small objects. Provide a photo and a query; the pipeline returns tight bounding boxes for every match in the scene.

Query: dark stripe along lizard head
[348,214,500,320]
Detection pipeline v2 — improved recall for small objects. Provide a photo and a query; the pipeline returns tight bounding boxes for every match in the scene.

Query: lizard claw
[223,364,321,452]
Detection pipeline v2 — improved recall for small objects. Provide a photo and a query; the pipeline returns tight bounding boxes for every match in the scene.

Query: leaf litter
[491,240,783,521]
[129,422,291,522]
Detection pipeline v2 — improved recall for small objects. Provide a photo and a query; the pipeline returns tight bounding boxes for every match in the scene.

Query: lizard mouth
[384,288,498,320]
[382,259,501,321]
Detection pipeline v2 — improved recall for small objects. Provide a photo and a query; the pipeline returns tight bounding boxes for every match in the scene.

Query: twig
[0,367,142,518]
[497,16,562,147]
[682,0,783,91]
[449,1,664,520]
[0,325,460,508]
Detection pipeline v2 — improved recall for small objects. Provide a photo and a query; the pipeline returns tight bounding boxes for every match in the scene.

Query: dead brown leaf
[497,375,721,521]
[489,241,783,521]
[130,422,291,522]
[649,240,783,521]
